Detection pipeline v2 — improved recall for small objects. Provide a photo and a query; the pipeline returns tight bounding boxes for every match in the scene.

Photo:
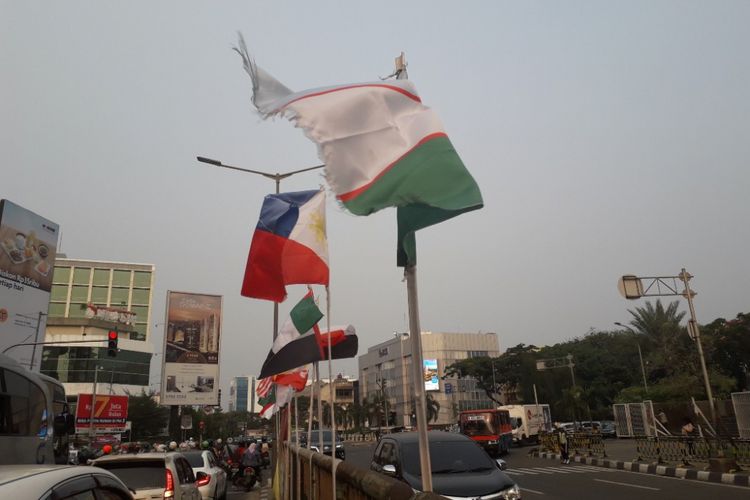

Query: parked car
[302,429,345,460]
[370,431,521,499]
[559,422,577,435]
[599,421,616,439]
[182,449,228,500]
[0,465,133,499]
[92,452,202,500]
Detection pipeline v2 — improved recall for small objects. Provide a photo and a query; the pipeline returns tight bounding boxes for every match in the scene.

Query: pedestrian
[555,423,570,464]
[681,417,696,465]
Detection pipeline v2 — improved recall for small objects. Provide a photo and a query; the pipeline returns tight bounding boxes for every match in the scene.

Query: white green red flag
[235,36,483,266]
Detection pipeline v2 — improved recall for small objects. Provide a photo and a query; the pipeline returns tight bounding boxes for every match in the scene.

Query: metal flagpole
[325,286,337,500]
[316,363,323,453]
[307,363,316,496]
[405,264,433,491]
[295,395,301,500]
[287,404,292,500]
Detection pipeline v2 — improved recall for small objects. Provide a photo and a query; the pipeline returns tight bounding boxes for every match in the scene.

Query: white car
[93,452,201,500]
[182,449,228,500]
[0,464,133,499]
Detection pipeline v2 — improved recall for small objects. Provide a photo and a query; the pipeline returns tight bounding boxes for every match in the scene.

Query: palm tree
[409,393,441,424]
[628,299,690,377]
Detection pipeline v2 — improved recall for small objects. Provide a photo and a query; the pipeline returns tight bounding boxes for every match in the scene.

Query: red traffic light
[108,331,118,340]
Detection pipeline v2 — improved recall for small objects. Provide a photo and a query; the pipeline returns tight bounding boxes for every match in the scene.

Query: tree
[409,393,440,423]
[126,390,169,441]
[703,313,750,392]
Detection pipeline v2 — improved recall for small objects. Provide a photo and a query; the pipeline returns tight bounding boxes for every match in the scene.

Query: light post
[394,332,410,427]
[89,365,104,443]
[196,155,325,341]
[491,359,497,400]
[618,269,716,428]
[614,322,649,393]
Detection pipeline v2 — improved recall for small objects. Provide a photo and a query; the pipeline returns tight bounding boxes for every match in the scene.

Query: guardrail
[633,435,750,466]
[539,431,607,458]
[284,443,418,500]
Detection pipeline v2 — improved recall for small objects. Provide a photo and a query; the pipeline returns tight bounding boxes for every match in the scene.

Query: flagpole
[405,264,433,492]
[294,394,301,500]
[326,286,337,500]
[287,404,292,500]
[316,363,323,453]
[307,363,316,496]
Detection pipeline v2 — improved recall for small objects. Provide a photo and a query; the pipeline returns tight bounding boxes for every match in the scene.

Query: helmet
[226,437,233,444]
[216,438,222,445]
[202,441,209,449]
[102,445,112,455]
[169,441,177,451]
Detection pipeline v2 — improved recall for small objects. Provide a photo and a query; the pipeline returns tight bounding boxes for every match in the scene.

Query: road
[345,441,750,499]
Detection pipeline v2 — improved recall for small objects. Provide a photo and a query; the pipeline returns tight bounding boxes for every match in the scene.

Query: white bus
[0,353,62,464]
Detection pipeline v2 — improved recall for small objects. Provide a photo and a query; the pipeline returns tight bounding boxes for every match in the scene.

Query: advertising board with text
[161,291,222,406]
[75,394,129,433]
[423,359,439,391]
[0,200,59,370]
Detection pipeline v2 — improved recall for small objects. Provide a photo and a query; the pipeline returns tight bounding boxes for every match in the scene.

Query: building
[40,257,156,400]
[358,331,500,427]
[301,374,358,406]
[229,376,262,413]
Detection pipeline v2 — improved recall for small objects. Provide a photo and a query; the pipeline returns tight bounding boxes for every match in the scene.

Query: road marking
[593,479,660,491]
[521,487,545,495]
[509,468,541,474]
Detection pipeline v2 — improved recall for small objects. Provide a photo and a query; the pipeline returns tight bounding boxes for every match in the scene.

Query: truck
[498,404,552,446]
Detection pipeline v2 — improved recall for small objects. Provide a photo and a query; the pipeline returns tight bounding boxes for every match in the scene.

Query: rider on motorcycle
[240,442,262,485]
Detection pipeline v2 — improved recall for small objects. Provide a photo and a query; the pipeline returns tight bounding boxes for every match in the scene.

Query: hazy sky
[3,1,749,406]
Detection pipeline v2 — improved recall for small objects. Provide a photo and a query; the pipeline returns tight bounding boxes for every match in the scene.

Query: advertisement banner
[75,394,129,433]
[0,200,59,370]
[423,359,439,391]
[161,291,222,406]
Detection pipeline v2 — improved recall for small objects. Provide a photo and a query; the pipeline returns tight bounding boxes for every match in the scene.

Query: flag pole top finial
[395,52,408,80]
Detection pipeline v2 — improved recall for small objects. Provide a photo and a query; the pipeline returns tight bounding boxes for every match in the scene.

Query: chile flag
[241,189,329,302]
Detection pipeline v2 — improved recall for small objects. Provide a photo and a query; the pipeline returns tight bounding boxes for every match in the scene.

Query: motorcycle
[232,465,259,491]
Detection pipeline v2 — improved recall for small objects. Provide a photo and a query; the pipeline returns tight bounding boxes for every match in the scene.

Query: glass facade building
[358,331,500,427]
[41,258,155,397]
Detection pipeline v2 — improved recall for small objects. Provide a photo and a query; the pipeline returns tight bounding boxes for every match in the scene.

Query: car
[92,452,202,500]
[0,465,133,499]
[300,429,345,460]
[370,431,521,500]
[181,449,228,500]
[559,422,576,435]
[599,421,616,439]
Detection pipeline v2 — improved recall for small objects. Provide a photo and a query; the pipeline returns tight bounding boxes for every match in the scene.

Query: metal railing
[284,443,417,500]
[634,435,750,466]
[539,431,607,458]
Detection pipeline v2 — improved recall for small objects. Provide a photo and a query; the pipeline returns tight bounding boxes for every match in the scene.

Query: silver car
[182,449,228,500]
[93,452,201,500]
[0,465,133,499]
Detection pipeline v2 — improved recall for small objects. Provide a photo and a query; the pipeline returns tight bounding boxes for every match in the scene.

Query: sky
[3,1,749,407]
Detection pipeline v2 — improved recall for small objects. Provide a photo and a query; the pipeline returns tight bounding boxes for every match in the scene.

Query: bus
[458,408,513,456]
[37,372,75,463]
[0,353,72,464]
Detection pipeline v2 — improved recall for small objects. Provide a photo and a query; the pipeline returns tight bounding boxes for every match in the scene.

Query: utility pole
[89,366,102,443]
[28,311,47,371]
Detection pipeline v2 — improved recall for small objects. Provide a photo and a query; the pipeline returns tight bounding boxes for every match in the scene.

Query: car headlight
[501,484,521,500]
[488,440,498,445]
[336,444,343,449]
[310,446,320,452]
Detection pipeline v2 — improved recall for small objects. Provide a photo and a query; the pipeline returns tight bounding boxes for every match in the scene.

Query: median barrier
[539,431,607,458]
[633,435,749,467]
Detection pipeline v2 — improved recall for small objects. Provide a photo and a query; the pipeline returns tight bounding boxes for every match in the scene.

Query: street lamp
[197,155,326,340]
[614,322,649,394]
[617,269,716,429]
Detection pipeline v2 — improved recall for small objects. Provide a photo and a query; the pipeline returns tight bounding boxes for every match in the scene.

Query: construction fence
[634,435,750,467]
[539,431,607,458]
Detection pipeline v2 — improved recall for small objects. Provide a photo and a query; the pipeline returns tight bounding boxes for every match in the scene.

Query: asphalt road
[344,442,750,499]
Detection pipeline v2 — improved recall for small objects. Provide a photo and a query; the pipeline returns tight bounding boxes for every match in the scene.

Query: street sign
[618,275,644,299]
[181,414,193,430]
[444,383,453,394]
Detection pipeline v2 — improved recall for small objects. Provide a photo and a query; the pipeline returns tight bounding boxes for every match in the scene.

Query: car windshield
[96,460,165,490]
[183,452,205,468]
[309,430,333,442]
[460,414,496,436]
[402,441,494,476]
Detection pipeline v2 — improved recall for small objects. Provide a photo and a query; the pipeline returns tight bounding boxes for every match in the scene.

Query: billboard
[75,394,129,433]
[0,200,59,370]
[423,359,439,391]
[161,291,222,406]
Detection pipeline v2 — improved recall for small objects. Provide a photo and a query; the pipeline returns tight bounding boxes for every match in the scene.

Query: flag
[241,189,328,302]
[235,37,483,267]
[259,324,358,379]
[256,376,273,398]
[273,366,309,391]
[259,383,295,419]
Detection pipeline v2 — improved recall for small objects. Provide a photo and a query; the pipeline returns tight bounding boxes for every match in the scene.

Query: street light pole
[614,322,649,393]
[196,156,325,341]
[89,365,102,443]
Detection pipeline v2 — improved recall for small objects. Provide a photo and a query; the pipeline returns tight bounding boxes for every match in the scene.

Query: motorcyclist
[240,442,262,485]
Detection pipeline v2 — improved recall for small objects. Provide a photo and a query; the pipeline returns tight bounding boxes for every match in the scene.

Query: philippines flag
[241,189,329,302]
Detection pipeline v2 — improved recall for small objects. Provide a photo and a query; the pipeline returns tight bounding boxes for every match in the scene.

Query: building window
[70,285,89,303]
[467,351,488,359]
[131,289,150,305]
[131,324,147,341]
[112,270,131,287]
[110,288,129,306]
[40,347,150,386]
[92,269,110,286]
[52,267,71,285]
[48,303,66,317]
[73,267,91,285]
[50,285,68,302]
[90,286,108,303]
[133,271,151,288]
[131,306,149,323]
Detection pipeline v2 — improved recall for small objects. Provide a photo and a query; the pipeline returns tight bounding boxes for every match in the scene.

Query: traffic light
[107,330,118,357]
[217,388,222,407]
